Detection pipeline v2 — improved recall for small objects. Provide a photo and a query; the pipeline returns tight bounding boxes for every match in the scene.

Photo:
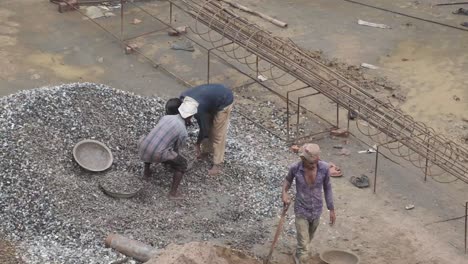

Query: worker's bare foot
[168,192,183,200]
[208,164,222,176]
[197,152,210,160]
[143,163,151,178]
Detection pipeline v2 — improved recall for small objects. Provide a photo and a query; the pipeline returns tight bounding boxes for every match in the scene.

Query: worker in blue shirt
[177,83,234,176]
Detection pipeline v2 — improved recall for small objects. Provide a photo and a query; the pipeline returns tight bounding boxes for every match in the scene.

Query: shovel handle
[264,203,290,264]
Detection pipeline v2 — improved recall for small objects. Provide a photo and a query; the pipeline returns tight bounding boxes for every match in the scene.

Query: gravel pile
[0,83,294,263]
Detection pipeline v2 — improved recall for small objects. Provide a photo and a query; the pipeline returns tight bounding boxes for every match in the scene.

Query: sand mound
[146,242,262,264]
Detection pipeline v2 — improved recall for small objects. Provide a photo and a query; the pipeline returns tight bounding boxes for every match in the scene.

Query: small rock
[453,95,460,101]
[338,148,351,156]
[132,18,142,25]
[97,57,104,63]
[330,128,349,137]
[31,74,41,80]
[290,145,299,153]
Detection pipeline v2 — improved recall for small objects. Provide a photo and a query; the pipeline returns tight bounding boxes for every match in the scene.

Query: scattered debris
[257,75,268,82]
[131,18,142,25]
[348,110,358,120]
[290,145,300,153]
[220,0,287,28]
[30,74,41,80]
[453,95,461,101]
[333,145,343,149]
[405,204,415,210]
[58,0,78,13]
[358,121,369,127]
[391,93,407,102]
[168,26,188,36]
[125,43,139,54]
[453,8,468,15]
[338,148,351,156]
[358,145,377,154]
[350,175,370,188]
[404,22,413,27]
[330,128,349,137]
[360,63,379,70]
[85,6,105,19]
[357,19,391,29]
[171,40,195,52]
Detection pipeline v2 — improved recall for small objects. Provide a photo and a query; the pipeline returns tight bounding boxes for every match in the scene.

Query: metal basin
[73,139,113,172]
[319,249,359,264]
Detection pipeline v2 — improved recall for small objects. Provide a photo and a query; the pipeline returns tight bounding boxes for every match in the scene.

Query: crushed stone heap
[0,83,289,263]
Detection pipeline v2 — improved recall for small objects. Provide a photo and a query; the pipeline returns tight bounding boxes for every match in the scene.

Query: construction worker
[138,99,196,198]
[281,143,336,264]
[177,83,234,176]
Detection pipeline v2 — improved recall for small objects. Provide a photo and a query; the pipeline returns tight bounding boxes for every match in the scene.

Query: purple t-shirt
[285,160,334,221]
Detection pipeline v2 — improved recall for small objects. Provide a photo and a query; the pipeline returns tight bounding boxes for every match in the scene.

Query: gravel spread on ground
[0,83,294,263]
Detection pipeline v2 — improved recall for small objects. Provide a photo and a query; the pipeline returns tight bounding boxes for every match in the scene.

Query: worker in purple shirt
[282,143,336,264]
[178,84,234,176]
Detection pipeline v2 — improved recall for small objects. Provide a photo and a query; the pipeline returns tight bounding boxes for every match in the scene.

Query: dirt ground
[1,0,468,263]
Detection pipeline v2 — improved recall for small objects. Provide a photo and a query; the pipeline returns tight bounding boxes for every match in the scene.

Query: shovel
[264,202,290,264]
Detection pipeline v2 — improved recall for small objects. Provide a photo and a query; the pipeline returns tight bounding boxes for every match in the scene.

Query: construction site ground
[1,0,467,263]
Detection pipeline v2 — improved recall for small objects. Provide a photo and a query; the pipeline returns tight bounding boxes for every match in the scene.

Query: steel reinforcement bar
[169,0,468,182]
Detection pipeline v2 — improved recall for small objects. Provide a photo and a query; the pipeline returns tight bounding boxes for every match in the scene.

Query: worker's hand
[282,194,291,205]
[329,210,336,226]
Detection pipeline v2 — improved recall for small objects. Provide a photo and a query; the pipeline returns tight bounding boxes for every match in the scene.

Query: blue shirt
[181,84,234,144]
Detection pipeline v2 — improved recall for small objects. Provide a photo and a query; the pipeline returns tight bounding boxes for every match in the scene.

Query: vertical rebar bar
[296,97,301,137]
[336,103,339,128]
[424,158,429,182]
[170,2,173,24]
[286,92,290,142]
[120,0,124,41]
[465,201,467,254]
[207,51,211,84]
[256,56,259,77]
[374,146,379,194]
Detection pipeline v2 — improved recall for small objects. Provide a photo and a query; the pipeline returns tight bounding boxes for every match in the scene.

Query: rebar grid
[168,0,468,182]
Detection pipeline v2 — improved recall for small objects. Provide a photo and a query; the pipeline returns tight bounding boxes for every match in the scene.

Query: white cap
[178,97,199,118]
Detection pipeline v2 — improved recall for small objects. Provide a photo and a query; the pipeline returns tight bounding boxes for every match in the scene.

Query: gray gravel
[0,83,294,263]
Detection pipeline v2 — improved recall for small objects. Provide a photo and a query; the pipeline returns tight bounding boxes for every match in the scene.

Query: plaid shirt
[286,160,334,221]
[139,115,187,163]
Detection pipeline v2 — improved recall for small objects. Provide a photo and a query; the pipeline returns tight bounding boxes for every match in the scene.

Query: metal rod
[296,97,301,136]
[170,1,173,24]
[435,2,468,6]
[465,201,467,254]
[120,0,124,41]
[123,26,170,42]
[256,55,259,77]
[287,91,290,142]
[424,158,429,182]
[374,146,379,194]
[336,103,339,128]
[207,50,211,84]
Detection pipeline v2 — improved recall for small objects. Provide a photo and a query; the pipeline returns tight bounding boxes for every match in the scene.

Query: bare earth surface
[0,0,467,263]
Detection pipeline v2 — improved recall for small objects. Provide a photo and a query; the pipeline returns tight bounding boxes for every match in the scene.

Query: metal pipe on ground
[105,234,159,262]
